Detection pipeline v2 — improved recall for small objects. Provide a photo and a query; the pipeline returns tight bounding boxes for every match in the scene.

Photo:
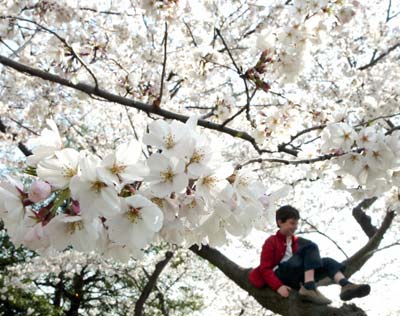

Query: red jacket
[248,230,298,291]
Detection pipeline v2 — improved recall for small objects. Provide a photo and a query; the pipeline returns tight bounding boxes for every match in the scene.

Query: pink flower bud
[28,181,52,203]
[71,200,81,215]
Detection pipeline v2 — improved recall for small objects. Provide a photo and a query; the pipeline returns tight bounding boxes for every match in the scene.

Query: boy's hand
[277,285,291,298]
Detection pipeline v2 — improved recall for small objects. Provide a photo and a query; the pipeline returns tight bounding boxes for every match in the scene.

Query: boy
[248,205,371,305]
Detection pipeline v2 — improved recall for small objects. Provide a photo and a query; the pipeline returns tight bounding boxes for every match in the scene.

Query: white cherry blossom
[97,140,148,190]
[45,214,103,251]
[26,119,63,166]
[195,164,234,201]
[70,153,121,220]
[143,119,191,158]
[321,123,357,152]
[107,195,163,254]
[37,148,80,189]
[146,153,189,198]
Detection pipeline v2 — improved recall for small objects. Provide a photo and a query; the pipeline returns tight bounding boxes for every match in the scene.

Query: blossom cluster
[320,122,400,198]
[0,118,267,260]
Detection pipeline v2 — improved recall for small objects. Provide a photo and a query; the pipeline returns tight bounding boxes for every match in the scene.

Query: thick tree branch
[341,209,396,276]
[352,197,378,238]
[0,54,269,154]
[190,243,367,316]
[190,203,395,316]
[134,251,173,316]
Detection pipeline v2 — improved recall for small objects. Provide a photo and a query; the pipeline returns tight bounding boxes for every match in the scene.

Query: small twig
[158,22,168,106]
[0,38,18,54]
[215,28,241,74]
[124,106,148,158]
[386,125,400,135]
[238,152,340,168]
[372,240,400,254]
[79,7,135,17]
[183,20,197,47]
[7,117,39,135]
[386,0,393,22]
[300,218,349,259]
[358,42,400,70]
[2,16,99,88]
[221,105,248,127]
[280,125,326,148]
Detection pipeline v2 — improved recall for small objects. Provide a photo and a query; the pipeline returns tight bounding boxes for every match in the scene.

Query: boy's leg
[275,242,323,289]
[315,258,371,301]
[300,242,323,290]
[275,255,304,290]
[298,243,332,304]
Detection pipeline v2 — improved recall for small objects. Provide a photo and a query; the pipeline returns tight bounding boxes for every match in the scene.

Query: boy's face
[278,218,298,236]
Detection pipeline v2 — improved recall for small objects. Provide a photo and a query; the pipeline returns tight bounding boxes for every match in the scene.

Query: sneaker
[298,286,332,305]
[340,283,371,301]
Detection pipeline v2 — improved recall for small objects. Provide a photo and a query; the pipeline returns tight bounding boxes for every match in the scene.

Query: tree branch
[134,251,173,316]
[352,197,378,238]
[358,42,400,70]
[0,117,32,156]
[0,54,269,154]
[190,244,367,316]
[2,16,99,88]
[158,22,168,106]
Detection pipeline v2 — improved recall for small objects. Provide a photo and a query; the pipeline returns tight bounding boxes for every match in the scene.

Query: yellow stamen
[164,133,175,149]
[63,168,77,178]
[91,181,107,193]
[190,150,204,164]
[67,221,84,234]
[110,163,127,175]
[151,197,164,208]
[202,176,216,188]
[126,206,142,223]
[160,168,174,183]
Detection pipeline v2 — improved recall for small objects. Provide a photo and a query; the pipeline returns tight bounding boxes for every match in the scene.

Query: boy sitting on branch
[249,205,371,305]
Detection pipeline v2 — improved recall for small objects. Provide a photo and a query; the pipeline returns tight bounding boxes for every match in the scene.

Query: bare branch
[300,218,349,259]
[0,117,32,156]
[183,20,197,47]
[352,197,378,238]
[158,22,168,106]
[215,28,242,74]
[358,42,400,70]
[134,251,173,316]
[1,16,99,88]
[0,54,270,154]
[238,152,341,168]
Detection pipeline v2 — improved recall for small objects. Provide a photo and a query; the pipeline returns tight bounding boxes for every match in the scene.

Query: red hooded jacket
[248,230,298,291]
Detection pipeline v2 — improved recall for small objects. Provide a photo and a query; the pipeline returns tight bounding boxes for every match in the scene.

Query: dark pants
[275,241,345,290]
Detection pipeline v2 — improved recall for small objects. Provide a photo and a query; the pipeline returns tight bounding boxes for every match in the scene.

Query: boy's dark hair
[276,205,300,227]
